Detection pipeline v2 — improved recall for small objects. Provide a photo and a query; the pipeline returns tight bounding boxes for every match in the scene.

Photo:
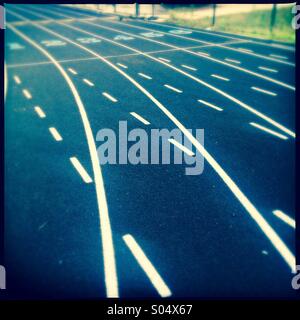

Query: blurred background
[65,3,296,43]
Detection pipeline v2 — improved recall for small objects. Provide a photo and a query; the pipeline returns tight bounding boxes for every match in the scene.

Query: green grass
[166,6,295,43]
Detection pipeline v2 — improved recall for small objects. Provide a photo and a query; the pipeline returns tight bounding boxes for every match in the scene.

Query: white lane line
[68,67,77,75]
[13,75,22,84]
[249,122,288,140]
[273,210,295,229]
[225,58,240,64]
[158,57,171,63]
[269,54,288,60]
[83,78,94,86]
[24,11,295,138]
[181,64,197,71]
[22,89,32,99]
[251,86,277,96]
[198,99,223,111]
[197,51,210,56]
[123,234,172,298]
[70,157,93,183]
[102,92,118,102]
[238,48,253,53]
[168,138,195,156]
[211,74,230,81]
[116,62,128,69]
[164,84,183,93]
[130,112,150,125]
[138,72,152,80]
[15,18,296,273]
[49,127,63,141]
[34,106,46,118]
[258,66,278,73]
[8,24,119,297]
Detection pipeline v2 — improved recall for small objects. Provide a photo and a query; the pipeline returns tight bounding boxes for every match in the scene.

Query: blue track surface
[4,4,296,299]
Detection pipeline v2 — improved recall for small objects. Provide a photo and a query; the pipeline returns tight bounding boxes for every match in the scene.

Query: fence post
[152,4,155,17]
[270,4,277,32]
[135,3,140,17]
[211,4,217,27]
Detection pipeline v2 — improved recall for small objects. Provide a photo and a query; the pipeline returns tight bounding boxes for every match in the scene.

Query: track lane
[5,4,296,298]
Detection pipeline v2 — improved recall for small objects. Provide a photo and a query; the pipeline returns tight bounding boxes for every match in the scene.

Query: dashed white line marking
[70,157,93,183]
[123,234,172,298]
[164,84,183,93]
[8,21,119,298]
[116,62,128,69]
[211,74,230,81]
[130,112,150,125]
[34,106,46,118]
[181,64,197,71]
[138,72,152,80]
[238,48,253,53]
[197,51,210,56]
[13,75,21,84]
[258,66,278,73]
[22,89,32,99]
[83,78,94,86]
[225,58,240,64]
[273,210,295,228]
[198,99,223,111]
[269,54,288,60]
[102,92,118,102]
[168,138,195,156]
[68,67,77,75]
[49,127,63,141]
[249,122,288,140]
[251,86,277,96]
[12,13,295,272]
[158,57,171,63]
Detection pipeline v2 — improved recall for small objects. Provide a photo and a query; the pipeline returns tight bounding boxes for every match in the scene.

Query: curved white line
[27,5,296,87]
[7,23,119,298]
[7,12,295,273]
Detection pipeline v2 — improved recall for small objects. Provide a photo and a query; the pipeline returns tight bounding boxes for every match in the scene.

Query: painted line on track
[138,72,152,80]
[130,112,150,125]
[225,58,240,64]
[22,89,32,99]
[181,64,197,71]
[83,78,94,86]
[21,9,295,138]
[7,23,120,297]
[116,62,128,69]
[49,127,63,141]
[211,74,230,81]
[8,11,296,273]
[249,122,288,140]
[70,157,93,183]
[164,84,183,93]
[102,92,118,102]
[34,106,46,118]
[20,8,296,137]
[123,234,172,298]
[273,210,295,229]
[251,86,277,96]
[68,67,78,75]
[13,75,22,84]
[168,138,195,156]
[258,66,278,73]
[198,99,223,111]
